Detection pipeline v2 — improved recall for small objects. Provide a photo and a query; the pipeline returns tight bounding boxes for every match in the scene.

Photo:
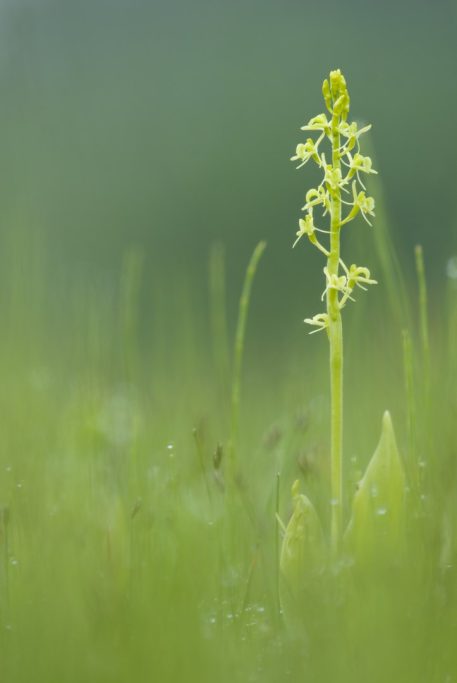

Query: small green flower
[322,267,350,301]
[300,113,331,134]
[355,191,376,225]
[290,136,323,169]
[293,213,315,247]
[301,186,330,214]
[342,181,376,226]
[346,264,377,291]
[294,213,330,257]
[338,121,371,152]
[304,312,329,334]
[338,262,377,308]
[321,156,346,191]
[344,152,377,189]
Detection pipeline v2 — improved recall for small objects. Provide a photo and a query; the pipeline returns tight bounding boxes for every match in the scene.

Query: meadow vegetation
[0,73,456,683]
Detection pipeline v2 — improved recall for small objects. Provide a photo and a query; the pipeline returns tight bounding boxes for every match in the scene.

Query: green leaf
[280,480,326,596]
[344,411,407,567]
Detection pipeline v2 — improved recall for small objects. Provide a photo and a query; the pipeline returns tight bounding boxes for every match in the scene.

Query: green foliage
[0,226,456,682]
[0,66,456,683]
[344,411,407,567]
[279,480,325,593]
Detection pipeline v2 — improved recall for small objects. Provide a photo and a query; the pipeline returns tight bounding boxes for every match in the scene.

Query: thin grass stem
[402,328,418,489]
[415,244,430,397]
[275,472,281,619]
[364,138,412,331]
[229,241,267,484]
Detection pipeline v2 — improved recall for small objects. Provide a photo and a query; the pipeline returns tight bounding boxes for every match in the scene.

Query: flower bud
[322,78,332,112]
[329,69,346,99]
[333,94,346,116]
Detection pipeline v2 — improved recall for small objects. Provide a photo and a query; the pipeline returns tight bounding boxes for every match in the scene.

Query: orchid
[341,182,376,226]
[304,312,329,334]
[300,113,331,135]
[290,135,324,169]
[289,69,378,554]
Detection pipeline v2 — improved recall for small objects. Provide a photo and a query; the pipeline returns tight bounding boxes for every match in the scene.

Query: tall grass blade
[365,139,412,331]
[414,245,430,397]
[229,241,266,483]
[402,328,418,488]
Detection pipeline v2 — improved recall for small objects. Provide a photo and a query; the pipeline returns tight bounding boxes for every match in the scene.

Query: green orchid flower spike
[290,70,378,555]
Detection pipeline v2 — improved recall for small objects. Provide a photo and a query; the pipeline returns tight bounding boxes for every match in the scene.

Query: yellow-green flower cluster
[291,70,377,333]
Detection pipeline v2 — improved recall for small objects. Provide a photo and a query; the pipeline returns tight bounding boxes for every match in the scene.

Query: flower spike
[289,69,378,557]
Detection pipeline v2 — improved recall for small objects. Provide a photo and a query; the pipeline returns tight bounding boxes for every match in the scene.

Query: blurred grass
[0,201,456,682]
[0,2,453,679]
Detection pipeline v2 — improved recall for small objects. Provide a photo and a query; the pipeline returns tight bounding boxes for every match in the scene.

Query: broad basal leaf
[344,411,407,567]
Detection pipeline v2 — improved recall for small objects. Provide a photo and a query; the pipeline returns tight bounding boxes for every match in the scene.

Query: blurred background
[0,5,456,680]
[0,0,455,339]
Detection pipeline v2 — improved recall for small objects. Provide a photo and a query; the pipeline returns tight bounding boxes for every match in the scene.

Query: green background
[0,0,455,337]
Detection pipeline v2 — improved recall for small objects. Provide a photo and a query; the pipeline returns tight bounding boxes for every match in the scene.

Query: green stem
[327,112,343,556]
[402,328,418,489]
[275,471,281,620]
[414,244,431,483]
[415,245,430,397]
[229,241,267,484]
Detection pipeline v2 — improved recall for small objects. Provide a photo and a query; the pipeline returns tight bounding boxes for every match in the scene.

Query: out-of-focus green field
[0,2,455,680]
[0,214,456,683]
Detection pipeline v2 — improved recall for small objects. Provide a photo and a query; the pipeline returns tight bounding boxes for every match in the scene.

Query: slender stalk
[275,471,281,619]
[290,70,376,557]
[327,112,343,556]
[402,328,418,489]
[414,244,431,485]
[447,267,457,397]
[415,245,430,396]
[363,137,412,332]
[229,241,267,484]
